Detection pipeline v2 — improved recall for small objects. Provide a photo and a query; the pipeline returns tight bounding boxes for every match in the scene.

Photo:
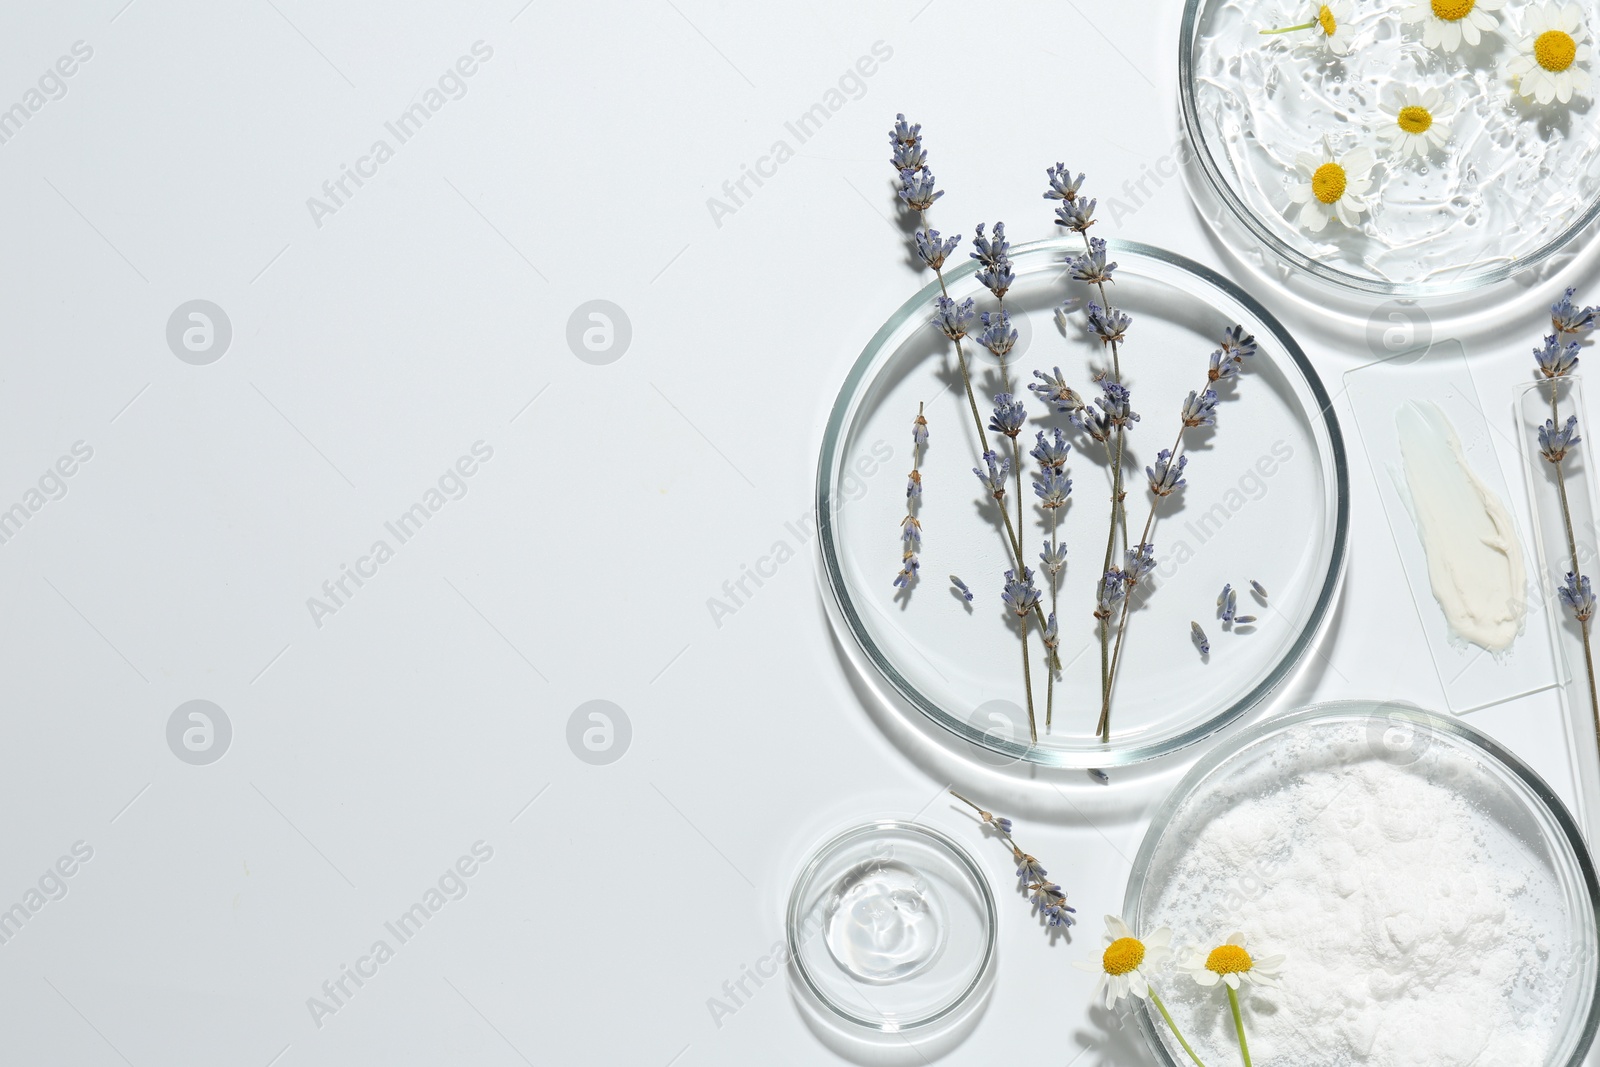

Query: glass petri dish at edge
[1180,0,1600,298]
[1124,701,1600,1066]
[816,238,1349,768]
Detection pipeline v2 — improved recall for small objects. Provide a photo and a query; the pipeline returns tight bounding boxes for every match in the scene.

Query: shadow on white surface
[816,562,1350,835]
[785,953,995,1066]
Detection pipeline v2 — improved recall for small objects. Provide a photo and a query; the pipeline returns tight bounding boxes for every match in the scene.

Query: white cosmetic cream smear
[1394,400,1526,652]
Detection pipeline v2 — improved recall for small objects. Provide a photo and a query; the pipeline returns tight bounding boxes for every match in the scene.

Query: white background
[2,1,1598,1065]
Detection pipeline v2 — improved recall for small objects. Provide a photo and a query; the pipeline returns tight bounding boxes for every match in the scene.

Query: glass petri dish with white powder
[1127,702,1600,1066]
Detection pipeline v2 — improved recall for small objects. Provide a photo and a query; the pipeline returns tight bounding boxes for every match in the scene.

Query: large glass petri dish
[816,239,1348,768]
[1181,0,1600,296]
[1125,701,1600,1066]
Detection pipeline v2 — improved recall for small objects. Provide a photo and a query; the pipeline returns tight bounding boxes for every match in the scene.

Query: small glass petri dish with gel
[786,821,996,1032]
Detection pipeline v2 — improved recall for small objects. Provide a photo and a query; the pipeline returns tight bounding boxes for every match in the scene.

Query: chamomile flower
[1401,0,1503,52]
[1073,915,1172,1009]
[1378,86,1453,160]
[1262,1,1356,54]
[1288,138,1375,233]
[1314,0,1357,51]
[1509,3,1593,104]
[1183,933,1287,991]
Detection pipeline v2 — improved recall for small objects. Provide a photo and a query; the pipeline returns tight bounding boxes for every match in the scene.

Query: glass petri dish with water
[1181,0,1600,296]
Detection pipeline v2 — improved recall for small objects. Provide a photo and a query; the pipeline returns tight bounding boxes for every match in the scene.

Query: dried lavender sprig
[1040,533,1070,729]
[949,792,1077,928]
[1099,326,1256,740]
[1047,164,1139,735]
[974,223,1026,605]
[1036,433,1072,729]
[895,403,928,590]
[892,117,1056,667]
[1003,567,1043,741]
[971,222,1015,304]
[1539,290,1600,760]
[897,149,1055,674]
[891,117,1002,546]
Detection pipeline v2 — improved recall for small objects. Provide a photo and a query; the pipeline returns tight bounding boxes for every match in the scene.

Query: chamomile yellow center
[1317,5,1337,35]
[1206,944,1255,975]
[1103,937,1146,976]
[1312,162,1347,204]
[1536,29,1579,72]
[1397,105,1433,134]
[1430,0,1474,21]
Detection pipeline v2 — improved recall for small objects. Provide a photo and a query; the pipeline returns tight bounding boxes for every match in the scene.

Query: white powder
[1143,723,1583,1066]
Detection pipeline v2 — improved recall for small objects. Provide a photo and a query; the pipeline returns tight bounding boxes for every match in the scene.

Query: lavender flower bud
[901,515,921,552]
[1043,163,1086,202]
[1086,303,1131,346]
[977,310,1019,360]
[974,450,1010,499]
[1182,388,1220,428]
[1030,427,1072,470]
[1014,849,1047,882]
[889,114,922,148]
[898,169,942,211]
[1220,324,1258,360]
[1096,381,1138,428]
[1535,334,1581,379]
[1208,348,1241,383]
[989,392,1026,438]
[1146,449,1188,496]
[970,221,1011,269]
[893,554,919,589]
[1125,543,1156,584]
[1552,287,1599,335]
[1560,572,1596,622]
[933,296,976,341]
[1054,195,1097,233]
[914,227,960,271]
[1096,569,1128,617]
[890,139,927,174]
[1030,367,1084,414]
[1540,415,1582,463]
[1033,467,1072,509]
[1002,567,1042,618]
[1070,237,1116,285]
